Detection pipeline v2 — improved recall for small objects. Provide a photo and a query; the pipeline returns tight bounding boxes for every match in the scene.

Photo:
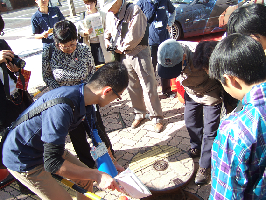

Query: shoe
[154,122,163,133]
[163,91,176,98]
[188,148,201,158]
[195,167,210,185]
[131,118,145,129]
[0,172,15,189]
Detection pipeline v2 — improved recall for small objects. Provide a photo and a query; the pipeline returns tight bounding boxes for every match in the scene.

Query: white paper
[115,168,152,199]
[83,13,104,38]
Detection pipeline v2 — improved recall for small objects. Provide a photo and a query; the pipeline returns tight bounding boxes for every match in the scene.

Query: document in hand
[84,12,104,38]
[115,168,152,199]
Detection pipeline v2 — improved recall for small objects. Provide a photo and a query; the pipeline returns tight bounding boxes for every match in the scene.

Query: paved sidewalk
[0,72,211,200]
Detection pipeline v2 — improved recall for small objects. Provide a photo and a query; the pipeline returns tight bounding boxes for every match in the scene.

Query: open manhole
[153,160,168,171]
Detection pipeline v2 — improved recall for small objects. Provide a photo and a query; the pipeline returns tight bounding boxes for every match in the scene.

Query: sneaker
[188,148,201,158]
[195,167,210,185]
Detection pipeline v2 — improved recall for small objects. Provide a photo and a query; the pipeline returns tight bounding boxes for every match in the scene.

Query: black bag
[0,97,75,169]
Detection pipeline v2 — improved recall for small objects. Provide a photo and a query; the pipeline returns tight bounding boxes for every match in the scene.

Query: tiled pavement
[0,73,212,200]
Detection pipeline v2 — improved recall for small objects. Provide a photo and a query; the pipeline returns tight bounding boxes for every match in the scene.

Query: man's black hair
[88,61,129,93]
[209,33,266,85]
[193,40,218,70]
[53,20,78,44]
[227,4,266,37]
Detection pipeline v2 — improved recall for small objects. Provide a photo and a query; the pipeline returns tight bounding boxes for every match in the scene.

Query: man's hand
[166,25,171,32]
[114,162,125,173]
[42,30,50,39]
[115,49,123,54]
[96,171,122,192]
[6,62,20,72]
[0,50,14,64]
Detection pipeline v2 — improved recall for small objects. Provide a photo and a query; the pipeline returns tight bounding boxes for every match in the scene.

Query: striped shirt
[209,82,266,200]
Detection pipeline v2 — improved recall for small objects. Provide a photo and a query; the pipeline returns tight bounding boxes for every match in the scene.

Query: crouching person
[2,61,128,200]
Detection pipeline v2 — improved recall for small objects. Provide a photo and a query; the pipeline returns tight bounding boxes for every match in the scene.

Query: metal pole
[67,0,76,17]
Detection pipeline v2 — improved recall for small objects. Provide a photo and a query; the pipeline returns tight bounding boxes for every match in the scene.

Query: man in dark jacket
[137,0,176,98]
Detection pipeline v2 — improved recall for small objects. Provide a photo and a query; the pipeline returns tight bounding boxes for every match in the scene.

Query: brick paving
[0,74,212,200]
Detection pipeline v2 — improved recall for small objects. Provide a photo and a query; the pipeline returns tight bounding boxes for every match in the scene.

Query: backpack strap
[11,97,75,129]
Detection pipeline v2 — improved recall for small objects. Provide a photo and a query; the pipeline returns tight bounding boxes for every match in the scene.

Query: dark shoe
[0,172,15,189]
[154,122,164,133]
[131,118,145,129]
[163,91,176,98]
[188,148,201,158]
[195,167,210,185]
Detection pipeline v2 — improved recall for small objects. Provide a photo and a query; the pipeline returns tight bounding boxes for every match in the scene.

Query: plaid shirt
[209,82,266,200]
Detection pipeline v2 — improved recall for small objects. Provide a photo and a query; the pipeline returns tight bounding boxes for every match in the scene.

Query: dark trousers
[90,43,105,66]
[184,92,221,168]
[69,105,113,168]
[150,45,172,94]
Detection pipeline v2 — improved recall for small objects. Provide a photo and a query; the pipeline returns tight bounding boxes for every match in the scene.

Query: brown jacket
[180,44,223,106]
[104,2,147,56]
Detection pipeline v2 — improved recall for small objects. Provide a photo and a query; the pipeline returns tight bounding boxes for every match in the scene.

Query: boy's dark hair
[227,4,266,37]
[193,40,218,70]
[53,20,78,44]
[89,61,129,92]
[209,33,266,85]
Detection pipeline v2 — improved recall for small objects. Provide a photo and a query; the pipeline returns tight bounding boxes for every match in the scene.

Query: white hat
[99,0,117,13]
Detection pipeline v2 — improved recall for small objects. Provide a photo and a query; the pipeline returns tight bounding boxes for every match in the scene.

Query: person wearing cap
[137,0,176,98]
[157,39,223,185]
[100,0,164,133]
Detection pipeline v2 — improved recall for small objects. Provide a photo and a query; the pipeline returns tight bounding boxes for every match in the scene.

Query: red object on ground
[118,196,128,200]
[0,169,8,181]
[170,78,185,104]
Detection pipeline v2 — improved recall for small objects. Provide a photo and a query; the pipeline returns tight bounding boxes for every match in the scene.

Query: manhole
[153,160,168,171]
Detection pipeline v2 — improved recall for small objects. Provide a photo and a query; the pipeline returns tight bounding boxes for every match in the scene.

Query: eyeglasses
[112,88,122,101]
[58,42,77,50]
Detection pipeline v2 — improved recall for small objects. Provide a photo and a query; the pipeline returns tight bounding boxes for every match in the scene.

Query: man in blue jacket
[31,0,64,48]
[2,62,128,199]
[137,0,176,97]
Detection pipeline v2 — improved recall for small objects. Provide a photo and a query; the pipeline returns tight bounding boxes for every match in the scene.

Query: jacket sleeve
[42,46,61,89]
[117,4,148,53]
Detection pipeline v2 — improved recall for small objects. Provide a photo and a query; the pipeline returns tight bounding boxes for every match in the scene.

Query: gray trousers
[121,47,163,123]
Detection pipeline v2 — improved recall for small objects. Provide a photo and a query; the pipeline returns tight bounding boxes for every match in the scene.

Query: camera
[8,55,26,69]
[107,46,117,52]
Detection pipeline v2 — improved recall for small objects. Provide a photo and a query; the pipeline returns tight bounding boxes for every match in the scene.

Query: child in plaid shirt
[208,33,266,199]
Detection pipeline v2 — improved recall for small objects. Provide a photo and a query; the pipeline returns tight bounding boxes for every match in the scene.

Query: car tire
[171,22,183,41]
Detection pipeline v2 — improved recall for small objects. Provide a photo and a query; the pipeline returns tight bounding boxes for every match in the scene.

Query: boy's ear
[223,74,242,90]
[102,86,112,96]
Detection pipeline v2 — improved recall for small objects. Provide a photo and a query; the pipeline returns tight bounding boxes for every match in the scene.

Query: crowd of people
[0,0,266,199]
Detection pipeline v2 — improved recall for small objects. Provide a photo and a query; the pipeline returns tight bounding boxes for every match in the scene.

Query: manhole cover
[153,160,168,171]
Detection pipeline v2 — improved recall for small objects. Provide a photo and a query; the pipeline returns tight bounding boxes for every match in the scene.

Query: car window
[170,0,193,4]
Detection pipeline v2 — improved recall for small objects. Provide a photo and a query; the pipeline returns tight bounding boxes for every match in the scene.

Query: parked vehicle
[170,0,264,40]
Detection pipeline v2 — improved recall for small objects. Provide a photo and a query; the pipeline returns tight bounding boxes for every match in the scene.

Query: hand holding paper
[115,168,152,199]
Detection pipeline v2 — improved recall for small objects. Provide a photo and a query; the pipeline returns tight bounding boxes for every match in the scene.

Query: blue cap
[157,39,183,79]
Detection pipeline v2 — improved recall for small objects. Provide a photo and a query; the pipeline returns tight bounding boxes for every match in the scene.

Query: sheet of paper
[115,168,152,199]
[84,13,104,38]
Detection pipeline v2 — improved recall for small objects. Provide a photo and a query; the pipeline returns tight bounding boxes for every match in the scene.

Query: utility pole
[67,0,76,17]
